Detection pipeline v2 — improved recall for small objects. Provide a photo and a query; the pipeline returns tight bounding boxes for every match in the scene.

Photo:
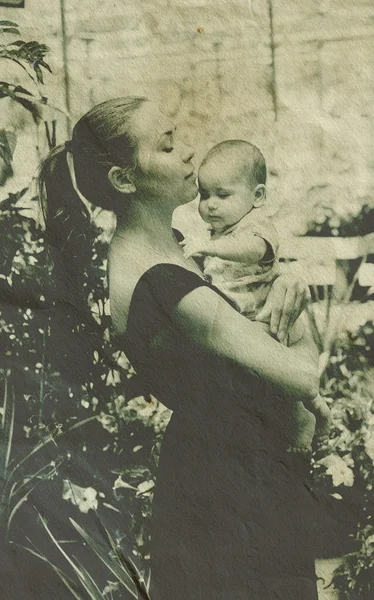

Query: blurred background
[0,2,374,599]
[2,0,374,230]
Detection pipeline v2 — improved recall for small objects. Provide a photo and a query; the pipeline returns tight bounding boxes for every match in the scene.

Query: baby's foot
[310,395,332,440]
[289,401,316,453]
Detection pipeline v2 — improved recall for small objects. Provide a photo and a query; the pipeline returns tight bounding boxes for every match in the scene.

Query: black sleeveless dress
[122,263,319,600]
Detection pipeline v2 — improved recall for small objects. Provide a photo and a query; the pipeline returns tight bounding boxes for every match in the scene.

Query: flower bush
[305,187,374,238]
[312,319,374,598]
[0,189,166,597]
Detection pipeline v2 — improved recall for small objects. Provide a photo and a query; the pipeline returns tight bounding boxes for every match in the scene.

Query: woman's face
[129,102,198,205]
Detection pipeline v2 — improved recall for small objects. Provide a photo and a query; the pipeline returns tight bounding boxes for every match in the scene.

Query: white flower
[127,396,157,419]
[318,454,354,487]
[97,412,118,433]
[103,581,120,596]
[136,480,155,497]
[365,435,374,461]
[115,351,131,370]
[113,475,137,491]
[62,480,98,513]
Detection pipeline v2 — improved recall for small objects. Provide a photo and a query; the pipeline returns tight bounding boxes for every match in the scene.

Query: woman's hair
[40,95,147,253]
[38,96,147,387]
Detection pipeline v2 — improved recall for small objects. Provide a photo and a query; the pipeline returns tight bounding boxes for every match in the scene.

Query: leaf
[0,82,40,123]
[103,526,150,600]
[70,519,138,598]
[0,376,14,476]
[39,59,52,74]
[49,567,87,600]
[70,560,104,600]
[33,63,43,85]
[7,484,38,533]
[0,21,19,28]
[8,416,98,477]
[12,542,87,600]
[1,28,20,35]
[5,40,26,47]
[38,513,104,599]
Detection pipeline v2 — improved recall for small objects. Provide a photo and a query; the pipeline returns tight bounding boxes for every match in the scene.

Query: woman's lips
[185,170,196,180]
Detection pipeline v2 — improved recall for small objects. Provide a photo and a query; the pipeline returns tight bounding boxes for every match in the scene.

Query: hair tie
[65,139,73,153]
[65,144,91,209]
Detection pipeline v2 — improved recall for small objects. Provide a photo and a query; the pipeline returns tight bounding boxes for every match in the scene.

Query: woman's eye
[163,147,174,153]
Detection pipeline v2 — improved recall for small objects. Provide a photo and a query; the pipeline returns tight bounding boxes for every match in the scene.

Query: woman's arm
[173,286,319,403]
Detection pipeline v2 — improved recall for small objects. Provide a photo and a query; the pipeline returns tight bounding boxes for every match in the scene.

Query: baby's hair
[200,139,266,187]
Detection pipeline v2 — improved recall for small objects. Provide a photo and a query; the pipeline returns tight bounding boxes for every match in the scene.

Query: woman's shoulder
[110,261,208,336]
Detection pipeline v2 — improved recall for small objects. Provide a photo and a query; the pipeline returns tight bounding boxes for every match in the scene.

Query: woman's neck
[115,196,180,257]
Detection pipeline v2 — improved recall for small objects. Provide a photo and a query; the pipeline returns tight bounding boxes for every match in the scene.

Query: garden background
[1,1,374,598]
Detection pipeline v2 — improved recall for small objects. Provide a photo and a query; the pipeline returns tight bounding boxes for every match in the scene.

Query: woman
[36,97,321,599]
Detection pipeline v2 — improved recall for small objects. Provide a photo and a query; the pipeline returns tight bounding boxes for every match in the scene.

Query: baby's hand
[180,238,208,259]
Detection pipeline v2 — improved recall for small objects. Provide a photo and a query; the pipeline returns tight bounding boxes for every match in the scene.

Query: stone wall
[1,0,374,231]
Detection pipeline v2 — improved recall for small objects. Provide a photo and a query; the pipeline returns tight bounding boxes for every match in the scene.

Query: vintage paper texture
[0,1,373,599]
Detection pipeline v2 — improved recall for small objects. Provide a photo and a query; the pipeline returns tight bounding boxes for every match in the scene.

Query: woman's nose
[181,143,195,164]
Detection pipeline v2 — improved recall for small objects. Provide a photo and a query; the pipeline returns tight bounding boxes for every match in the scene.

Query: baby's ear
[253,184,266,208]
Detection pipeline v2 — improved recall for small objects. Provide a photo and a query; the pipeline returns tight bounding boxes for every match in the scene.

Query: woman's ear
[253,184,266,208]
[108,166,136,195]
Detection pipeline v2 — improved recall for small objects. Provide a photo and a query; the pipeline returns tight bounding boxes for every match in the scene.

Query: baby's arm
[182,230,267,264]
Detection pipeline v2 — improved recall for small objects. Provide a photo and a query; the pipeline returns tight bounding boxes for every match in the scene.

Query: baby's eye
[163,147,174,153]
[199,191,209,201]
[217,192,230,198]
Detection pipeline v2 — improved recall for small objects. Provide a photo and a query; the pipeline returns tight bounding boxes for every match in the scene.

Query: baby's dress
[203,210,280,319]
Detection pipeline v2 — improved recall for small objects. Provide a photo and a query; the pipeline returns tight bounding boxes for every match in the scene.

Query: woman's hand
[255,273,311,344]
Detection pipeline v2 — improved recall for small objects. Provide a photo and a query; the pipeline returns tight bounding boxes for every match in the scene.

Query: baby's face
[198,158,257,232]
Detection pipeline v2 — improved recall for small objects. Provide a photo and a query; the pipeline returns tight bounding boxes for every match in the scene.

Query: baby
[181,140,330,452]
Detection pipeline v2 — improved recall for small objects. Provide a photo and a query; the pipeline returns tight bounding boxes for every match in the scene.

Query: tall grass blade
[7,482,41,535]
[70,519,138,598]
[37,511,104,599]
[8,416,98,476]
[11,541,87,600]
[70,558,104,599]
[0,376,15,475]
[103,526,150,600]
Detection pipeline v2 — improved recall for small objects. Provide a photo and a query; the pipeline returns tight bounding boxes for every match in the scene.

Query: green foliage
[308,318,374,598]
[0,21,51,123]
[306,199,374,238]
[0,186,167,595]
[2,181,374,596]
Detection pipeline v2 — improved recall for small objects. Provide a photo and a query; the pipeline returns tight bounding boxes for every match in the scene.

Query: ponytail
[39,144,100,389]
[38,96,147,389]
[39,143,92,309]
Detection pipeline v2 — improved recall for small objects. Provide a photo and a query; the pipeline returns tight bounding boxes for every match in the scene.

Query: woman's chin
[181,184,198,204]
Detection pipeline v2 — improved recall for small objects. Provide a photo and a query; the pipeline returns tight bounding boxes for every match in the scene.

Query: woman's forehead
[130,102,175,144]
